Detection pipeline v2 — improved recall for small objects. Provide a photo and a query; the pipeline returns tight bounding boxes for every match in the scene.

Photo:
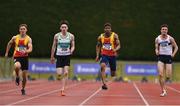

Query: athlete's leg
[100,63,107,85]
[158,61,165,91]
[22,70,27,89]
[56,56,67,96]
[21,70,27,95]
[14,62,21,86]
[20,57,29,95]
[109,56,117,81]
[100,55,108,90]
[57,68,63,80]
[100,63,108,90]
[14,62,21,77]
[157,61,167,96]
[62,66,69,91]
[57,67,66,96]
[165,64,172,82]
[61,55,70,95]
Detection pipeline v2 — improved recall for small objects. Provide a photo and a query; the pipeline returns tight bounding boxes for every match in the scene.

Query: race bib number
[61,48,68,51]
[160,43,168,47]
[160,41,169,47]
[17,46,26,52]
[102,43,112,50]
[56,48,71,55]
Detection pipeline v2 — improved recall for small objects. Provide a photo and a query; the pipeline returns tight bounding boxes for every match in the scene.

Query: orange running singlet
[13,34,30,57]
[100,32,116,56]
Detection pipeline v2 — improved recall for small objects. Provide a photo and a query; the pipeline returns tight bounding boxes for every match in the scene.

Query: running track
[0,80,180,105]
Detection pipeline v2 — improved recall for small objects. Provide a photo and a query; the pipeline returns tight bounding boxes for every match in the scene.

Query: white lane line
[79,81,112,106]
[167,86,180,93]
[79,87,101,106]
[133,82,149,106]
[0,81,54,94]
[0,86,37,94]
[7,82,82,105]
[0,88,23,94]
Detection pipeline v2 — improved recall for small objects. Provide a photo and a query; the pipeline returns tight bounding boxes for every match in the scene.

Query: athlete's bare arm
[50,35,58,63]
[170,37,178,57]
[96,35,102,61]
[25,37,32,54]
[155,38,159,56]
[70,34,75,54]
[5,36,16,57]
[114,33,121,52]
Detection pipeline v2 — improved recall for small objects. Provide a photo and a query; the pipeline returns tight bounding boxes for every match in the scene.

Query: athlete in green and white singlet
[56,32,72,56]
[51,20,75,96]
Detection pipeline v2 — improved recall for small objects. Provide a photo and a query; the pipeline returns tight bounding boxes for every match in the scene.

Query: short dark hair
[161,24,168,29]
[104,22,111,27]
[60,20,69,26]
[19,24,28,29]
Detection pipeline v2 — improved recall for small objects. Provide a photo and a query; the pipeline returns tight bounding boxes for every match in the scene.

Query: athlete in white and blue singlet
[155,24,178,97]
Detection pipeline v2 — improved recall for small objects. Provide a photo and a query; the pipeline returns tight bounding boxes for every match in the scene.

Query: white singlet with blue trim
[56,32,71,56]
[156,35,172,55]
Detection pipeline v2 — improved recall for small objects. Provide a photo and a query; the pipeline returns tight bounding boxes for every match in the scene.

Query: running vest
[157,35,172,55]
[56,32,71,56]
[100,32,116,56]
[13,34,30,57]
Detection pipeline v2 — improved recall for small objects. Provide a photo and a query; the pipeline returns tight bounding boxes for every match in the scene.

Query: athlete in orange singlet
[5,24,33,95]
[96,23,121,90]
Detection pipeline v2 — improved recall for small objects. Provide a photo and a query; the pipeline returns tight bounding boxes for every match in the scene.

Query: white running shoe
[160,90,167,97]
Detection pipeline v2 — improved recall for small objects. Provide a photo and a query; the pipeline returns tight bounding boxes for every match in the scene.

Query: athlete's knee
[166,72,171,77]
[64,70,68,76]
[14,62,21,70]
[100,63,106,71]
[22,77,27,83]
[158,69,164,77]
[166,68,172,73]
[22,78,27,82]
[159,73,164,78]
[57,68,63,75]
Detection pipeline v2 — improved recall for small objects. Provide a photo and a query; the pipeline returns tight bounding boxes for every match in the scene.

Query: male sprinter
[51,20,75,96]
[5,24,33,95]
[96,23,120,90]
[155,24,178,97]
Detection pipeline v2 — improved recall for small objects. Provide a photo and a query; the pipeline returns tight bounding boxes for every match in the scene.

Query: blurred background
[0,0,180,82]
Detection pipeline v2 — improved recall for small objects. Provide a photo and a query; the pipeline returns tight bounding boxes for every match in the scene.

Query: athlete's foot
[21,89,26,95]
[15,77,20,86]
[60,90,66,96]
[160,90,167,97]
[102,84,108,90]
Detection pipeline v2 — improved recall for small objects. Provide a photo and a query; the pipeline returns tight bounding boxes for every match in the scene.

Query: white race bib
[102,44,112,50]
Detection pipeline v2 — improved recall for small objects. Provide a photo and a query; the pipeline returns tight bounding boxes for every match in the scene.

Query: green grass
[173,63,180,81]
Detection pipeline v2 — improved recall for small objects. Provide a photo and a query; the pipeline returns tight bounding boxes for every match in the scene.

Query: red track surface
[0,80,180,105]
